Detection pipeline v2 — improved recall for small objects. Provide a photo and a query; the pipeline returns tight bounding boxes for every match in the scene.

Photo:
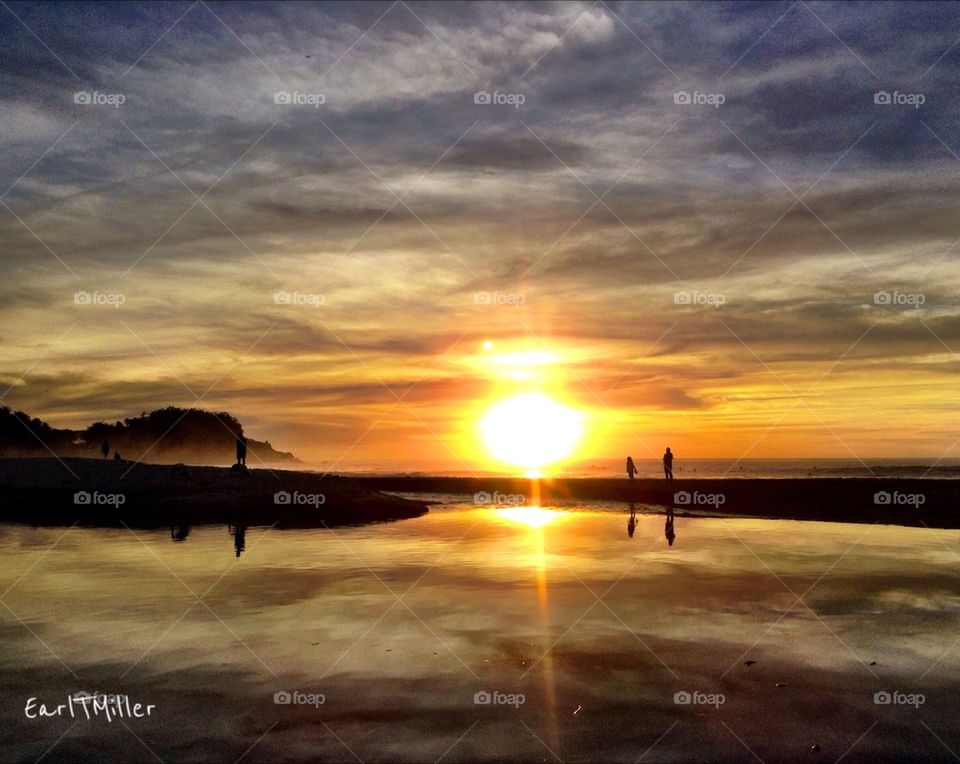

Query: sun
[480,392,583,471]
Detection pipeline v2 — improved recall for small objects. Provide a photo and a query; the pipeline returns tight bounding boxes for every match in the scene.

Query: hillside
[0,406,300,466]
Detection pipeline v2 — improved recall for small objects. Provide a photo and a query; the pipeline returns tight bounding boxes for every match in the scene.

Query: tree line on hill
[0,405,299,466]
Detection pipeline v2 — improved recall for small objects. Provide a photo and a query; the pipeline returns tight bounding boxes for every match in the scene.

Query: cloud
[2,1,960,460]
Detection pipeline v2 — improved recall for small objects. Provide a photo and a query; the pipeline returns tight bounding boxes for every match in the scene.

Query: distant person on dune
[625,456,637,480]
[663,447,674,482]
[101,440,110,459]
[236,435,247,467]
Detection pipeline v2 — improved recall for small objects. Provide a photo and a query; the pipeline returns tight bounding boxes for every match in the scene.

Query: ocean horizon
[315,457,960,480]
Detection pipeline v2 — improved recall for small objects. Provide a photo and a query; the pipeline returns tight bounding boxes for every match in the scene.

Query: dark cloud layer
[2,1,960,460]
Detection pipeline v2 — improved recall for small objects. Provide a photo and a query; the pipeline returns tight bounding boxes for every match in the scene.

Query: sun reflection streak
[531,515,560,752]
[488,489,560,750]
[491,506,559,528]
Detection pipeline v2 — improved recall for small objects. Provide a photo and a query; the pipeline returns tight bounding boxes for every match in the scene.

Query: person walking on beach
[236,435,247,467]
[626,456,638,480]
[101,440,110,459]
[662,447,674,482]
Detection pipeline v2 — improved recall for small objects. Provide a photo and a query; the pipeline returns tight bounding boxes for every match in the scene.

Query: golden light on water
[492,506,563,528]
[487,502,562,751]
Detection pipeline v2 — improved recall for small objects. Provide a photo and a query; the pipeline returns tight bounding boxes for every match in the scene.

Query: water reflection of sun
[488,502,560,750]
[492,506,562,528]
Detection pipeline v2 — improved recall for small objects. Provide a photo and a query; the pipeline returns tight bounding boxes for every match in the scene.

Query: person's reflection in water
[169,525,191,542]
[229,524,247,557]
[665,506,676,546]
[627,504,637,538]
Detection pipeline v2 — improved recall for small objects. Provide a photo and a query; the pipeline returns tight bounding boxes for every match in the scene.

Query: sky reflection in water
[1,506,958,761]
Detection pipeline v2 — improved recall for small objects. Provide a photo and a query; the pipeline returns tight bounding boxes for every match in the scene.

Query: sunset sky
[3,1,960,469]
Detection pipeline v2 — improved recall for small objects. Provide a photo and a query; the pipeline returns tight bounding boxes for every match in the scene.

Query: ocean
[310,457,960,479]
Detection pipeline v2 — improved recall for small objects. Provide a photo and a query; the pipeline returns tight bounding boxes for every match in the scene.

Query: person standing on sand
[101,440,110,459]
[236,435,247,467]
[663,447,674,482]
[625,456,638,480]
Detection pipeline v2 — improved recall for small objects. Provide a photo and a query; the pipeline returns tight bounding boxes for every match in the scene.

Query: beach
[0,458,428,528]
[2,505,957,762]
[1,459,957,762]
[362,475,959,528]
[3,458,958,530]
[5,1,959,760]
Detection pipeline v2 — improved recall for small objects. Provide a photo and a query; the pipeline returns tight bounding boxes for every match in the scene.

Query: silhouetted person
[626,456,638,480]
[101,440,110,459]
[627,504,637,538]
[170,525,191,542]
[665,506,676,546]
[230,524,247,557]
[113,450,121,461]
[236,435,247,467]
[663,447,674,482]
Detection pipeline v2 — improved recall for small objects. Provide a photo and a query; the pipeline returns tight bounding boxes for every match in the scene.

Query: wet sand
[5,457,956,530]
[359,475,960,528]
[0,457,428,528]
[1,507,958,762]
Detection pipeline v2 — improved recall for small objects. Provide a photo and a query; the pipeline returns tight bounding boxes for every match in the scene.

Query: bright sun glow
[480,392,583,470]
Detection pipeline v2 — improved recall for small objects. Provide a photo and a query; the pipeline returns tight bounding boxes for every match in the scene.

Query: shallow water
[2,505,959,762]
